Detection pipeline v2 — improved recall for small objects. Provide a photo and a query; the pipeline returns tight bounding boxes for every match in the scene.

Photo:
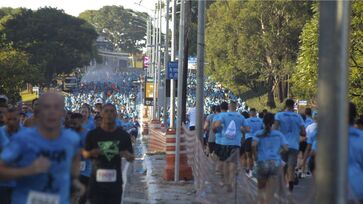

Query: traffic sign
[167,61,178,80]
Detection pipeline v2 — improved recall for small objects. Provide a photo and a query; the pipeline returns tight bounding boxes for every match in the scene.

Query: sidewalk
[124,133,198,204]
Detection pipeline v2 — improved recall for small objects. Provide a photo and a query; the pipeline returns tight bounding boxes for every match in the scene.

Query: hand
[72,179,86,196]
[90,149,102,158]
[29,156,51,174]
[121,151,135,162]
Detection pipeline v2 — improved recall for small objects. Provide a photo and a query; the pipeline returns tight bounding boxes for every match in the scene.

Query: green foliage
[206,0,312,108]
[79,6,148,53]
[1,7,98,84]
[292,1,363,112]
[0,47,41,103]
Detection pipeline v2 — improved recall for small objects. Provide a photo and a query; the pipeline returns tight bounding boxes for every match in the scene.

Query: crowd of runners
[0,87,140,204]
[0,72,362,204]
[200,99,363,204]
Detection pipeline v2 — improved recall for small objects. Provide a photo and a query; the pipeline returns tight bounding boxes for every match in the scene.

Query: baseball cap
[0,95,8,104]
[95,98,103,104]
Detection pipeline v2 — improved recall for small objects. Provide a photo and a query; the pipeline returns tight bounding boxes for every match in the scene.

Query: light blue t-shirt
[0,128,80,204]
[83,116,95,130]
[0,126,17,188]
[305,117,314,128]
[307,129,318,152]
[116,118,123,127]
[79,129,92,178]
[253,130,287,164]
[213,114,223,145]
[348,127,363,200]
[275,111,305,150]
[216,112,246,146]
[245,117,264,139]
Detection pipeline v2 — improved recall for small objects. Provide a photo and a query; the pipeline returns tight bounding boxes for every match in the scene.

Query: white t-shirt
[306,122,317,138]
[187,107,197,127]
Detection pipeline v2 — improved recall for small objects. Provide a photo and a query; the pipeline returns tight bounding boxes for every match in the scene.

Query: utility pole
[163,0,170,127]
[316,1,351,204]
[169,0,177,129]
[152,6,158,120]
[175,0,185,182]
[195,0,205,141]
[157,0,162,120]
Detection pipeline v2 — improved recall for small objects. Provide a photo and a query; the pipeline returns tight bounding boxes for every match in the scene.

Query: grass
[245,94,285,113]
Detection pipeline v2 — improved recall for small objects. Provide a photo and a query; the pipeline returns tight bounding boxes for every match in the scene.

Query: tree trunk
[278,78,284,103]
[267,77,276,108]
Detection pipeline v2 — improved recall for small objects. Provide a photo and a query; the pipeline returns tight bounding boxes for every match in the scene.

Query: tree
[206,0,312,108]
[1,7,98,84]
[79,6,148,53]
[291,1,363,112]
[0,47,41,103]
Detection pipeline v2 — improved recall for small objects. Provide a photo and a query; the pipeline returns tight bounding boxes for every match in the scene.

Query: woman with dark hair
[252,113,288,204]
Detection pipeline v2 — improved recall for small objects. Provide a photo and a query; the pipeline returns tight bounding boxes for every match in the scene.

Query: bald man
[0,92,83,204]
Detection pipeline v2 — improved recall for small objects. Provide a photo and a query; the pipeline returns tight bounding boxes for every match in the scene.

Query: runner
[204,105,218,156]
[252,113,288,204]
[81,104,95,130]
[274,99,306,192]
[69,113,90,204]
[187,103,197,131]
[0,106,22,204]
[83,103,134,204]
[0,96,9,127]
[23,98,39,127]
[347,103,363,203]
[0,92,83,204]
[245,108,264,177]
[213,101,248,192]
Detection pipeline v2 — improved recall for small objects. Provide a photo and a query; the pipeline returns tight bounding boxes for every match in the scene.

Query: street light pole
[152,7,157,120]
[316,1,351,204]
[156,0,162,120]
[195,0,205,142]
[175,0,185,182]
[169,0,177,129]
[163,0,170,127]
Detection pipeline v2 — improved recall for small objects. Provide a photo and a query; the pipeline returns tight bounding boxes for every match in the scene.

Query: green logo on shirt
[98,141,120,161]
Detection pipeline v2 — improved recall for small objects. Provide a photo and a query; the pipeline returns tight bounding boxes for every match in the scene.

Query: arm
[203,120,210,132]
[0,157,50,180]
[252,140,258,161]
[212,121,221,132]
[300,126,306,137]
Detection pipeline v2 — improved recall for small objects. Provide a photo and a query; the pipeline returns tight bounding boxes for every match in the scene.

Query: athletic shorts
[245,138,253,153]
[208,142,216,154]
[0,187,12,204]
[89,192,122,204]
[79,175,90,204]
[256,160,280,180]
[218,145,240,163]
[281,148,299,167]
[299,141,307,153]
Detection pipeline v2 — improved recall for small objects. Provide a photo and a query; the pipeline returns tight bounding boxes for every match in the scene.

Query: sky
[0,0,158,16]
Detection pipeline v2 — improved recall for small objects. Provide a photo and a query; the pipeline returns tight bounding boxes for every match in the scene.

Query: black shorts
[214,144,222,159]
[308,155,315,173]
[0,187,12,204]
[245,138,253,153]
[299,141,307,153]
[219,145,240,163]
[281,148,299,168]
[208,142,216,154]
[79,175,90,204]
[89,192,122,204]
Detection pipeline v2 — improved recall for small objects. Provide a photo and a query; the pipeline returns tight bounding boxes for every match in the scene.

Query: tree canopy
[1,7,98,85]
[206,0,312,108]
[79,6,148,53]
[291,1,363,111]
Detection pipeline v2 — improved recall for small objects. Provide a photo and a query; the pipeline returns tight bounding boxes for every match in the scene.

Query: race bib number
[80,161,86,171]
[96,169,117,182]
[26,191,60,204]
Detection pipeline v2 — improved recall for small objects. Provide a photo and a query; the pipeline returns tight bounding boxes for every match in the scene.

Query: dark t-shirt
[85,127,133,194]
